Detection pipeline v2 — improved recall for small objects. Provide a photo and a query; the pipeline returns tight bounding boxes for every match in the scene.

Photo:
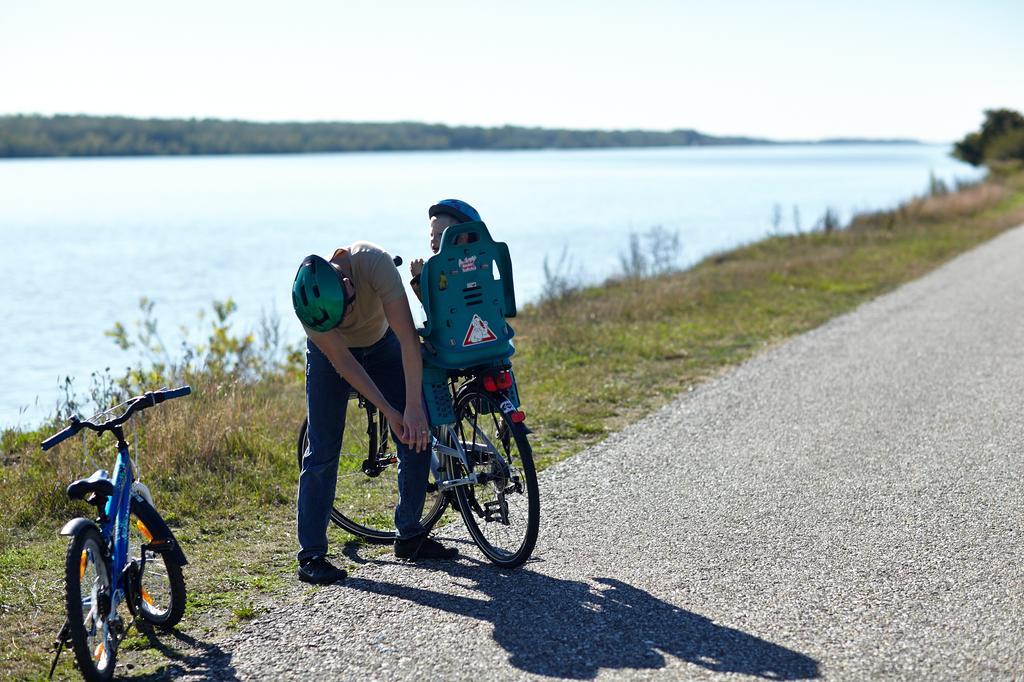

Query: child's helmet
[292,255,348,332]
[428,199,481,224]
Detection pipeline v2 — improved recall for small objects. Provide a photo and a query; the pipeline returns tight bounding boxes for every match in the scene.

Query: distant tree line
[0,114,772,158]
[953,108,1024,167]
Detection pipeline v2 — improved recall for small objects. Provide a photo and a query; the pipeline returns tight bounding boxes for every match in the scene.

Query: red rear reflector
[511,410,526,423]
[483,372,513,392]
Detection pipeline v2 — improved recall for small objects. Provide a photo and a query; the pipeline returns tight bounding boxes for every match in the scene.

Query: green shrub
[986,128,1024,162]
[954,108,1024,167]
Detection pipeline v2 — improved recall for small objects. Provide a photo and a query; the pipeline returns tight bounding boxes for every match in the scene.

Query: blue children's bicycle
[41,386,191,681]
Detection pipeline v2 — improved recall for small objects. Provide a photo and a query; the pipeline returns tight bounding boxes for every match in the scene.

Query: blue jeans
[297,329,430,561]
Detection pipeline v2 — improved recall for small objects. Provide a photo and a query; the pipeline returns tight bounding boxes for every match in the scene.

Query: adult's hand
[381,293,428,451]
[401,404,431,453]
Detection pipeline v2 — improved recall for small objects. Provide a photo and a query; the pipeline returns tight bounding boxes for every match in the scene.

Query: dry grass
[909,182,1007,219]
[848,182,1006,232]
[1,374,305,533]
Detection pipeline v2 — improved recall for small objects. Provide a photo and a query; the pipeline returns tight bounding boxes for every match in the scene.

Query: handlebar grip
[154,385,192,403]
[41,421,81,451]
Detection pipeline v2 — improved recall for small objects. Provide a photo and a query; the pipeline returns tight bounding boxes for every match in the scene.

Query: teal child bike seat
[418,220,517,370]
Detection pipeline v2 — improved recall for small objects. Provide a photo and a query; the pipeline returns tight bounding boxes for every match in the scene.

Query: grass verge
[2,171,1023,679]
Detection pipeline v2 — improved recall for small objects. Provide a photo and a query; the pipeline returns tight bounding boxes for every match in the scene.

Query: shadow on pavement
[128,629,238,681]
[344,556,820,680]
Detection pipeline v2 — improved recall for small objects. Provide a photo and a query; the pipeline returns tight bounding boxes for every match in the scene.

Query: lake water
[0,144,981,427]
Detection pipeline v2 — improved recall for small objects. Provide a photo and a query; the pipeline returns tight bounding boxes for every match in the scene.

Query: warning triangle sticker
[463,314,498,346]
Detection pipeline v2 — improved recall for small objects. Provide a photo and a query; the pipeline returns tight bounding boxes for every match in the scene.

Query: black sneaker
[394,534,459,560]
[297,555,347,584]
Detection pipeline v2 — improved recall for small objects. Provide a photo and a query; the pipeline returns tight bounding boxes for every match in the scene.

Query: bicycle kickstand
[48,618,71,680]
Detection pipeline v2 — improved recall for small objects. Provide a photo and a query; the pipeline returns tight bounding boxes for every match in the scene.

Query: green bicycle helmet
[292,254,348,332]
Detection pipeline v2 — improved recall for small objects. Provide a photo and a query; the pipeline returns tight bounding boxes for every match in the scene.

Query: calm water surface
[0,144,981,426]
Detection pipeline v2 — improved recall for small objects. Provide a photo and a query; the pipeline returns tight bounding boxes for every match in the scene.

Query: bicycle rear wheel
[297,394,445,544]
[447,390,539,568]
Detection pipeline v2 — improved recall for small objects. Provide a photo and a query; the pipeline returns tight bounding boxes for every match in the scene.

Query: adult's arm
[382,296,430,453]
[304,328,405,432]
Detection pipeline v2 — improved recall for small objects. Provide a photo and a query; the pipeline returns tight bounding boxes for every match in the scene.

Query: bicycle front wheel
[65,525,117,682]
[297,397,445,544]
[447,390,540,568]
[128,516,186,629]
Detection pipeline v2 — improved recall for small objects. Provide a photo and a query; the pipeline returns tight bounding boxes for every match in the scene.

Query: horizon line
[0,112,936,146]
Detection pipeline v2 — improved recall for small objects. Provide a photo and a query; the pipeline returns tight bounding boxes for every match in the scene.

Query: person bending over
[292,241,458,585]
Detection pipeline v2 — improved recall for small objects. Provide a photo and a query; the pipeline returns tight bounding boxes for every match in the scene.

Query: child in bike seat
[409,200,517,373]
[409,198,481,303]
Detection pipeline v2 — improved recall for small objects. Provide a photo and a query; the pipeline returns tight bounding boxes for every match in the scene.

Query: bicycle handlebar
[40,418,83,451]
[157,386,192,402]
[40,386,192,451]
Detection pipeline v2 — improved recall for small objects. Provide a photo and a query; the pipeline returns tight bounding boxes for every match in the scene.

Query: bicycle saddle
[67,470,115,501]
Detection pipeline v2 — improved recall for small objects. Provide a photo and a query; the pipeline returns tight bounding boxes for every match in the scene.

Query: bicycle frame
[423,366,524,489]
[428,384,520,493]
[429,424,482,491]
[102,433,135,623]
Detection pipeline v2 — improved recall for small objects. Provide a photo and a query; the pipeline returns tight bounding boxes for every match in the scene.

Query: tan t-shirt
[326,242,405,347]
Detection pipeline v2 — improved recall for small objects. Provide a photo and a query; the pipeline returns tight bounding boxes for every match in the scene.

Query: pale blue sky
[2,0,1021,141]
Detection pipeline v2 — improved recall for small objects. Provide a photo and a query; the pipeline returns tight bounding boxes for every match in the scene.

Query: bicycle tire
[129,516,186,630]
[297,397,445,544]
[447,389,539,568]
[64,525,117,682]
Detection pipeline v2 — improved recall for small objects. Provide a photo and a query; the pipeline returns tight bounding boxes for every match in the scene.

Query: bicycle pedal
[361,458,387,477]
[482,499,510,524]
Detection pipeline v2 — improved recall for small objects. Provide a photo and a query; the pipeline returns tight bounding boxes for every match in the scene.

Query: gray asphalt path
[191,226,1024,680]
